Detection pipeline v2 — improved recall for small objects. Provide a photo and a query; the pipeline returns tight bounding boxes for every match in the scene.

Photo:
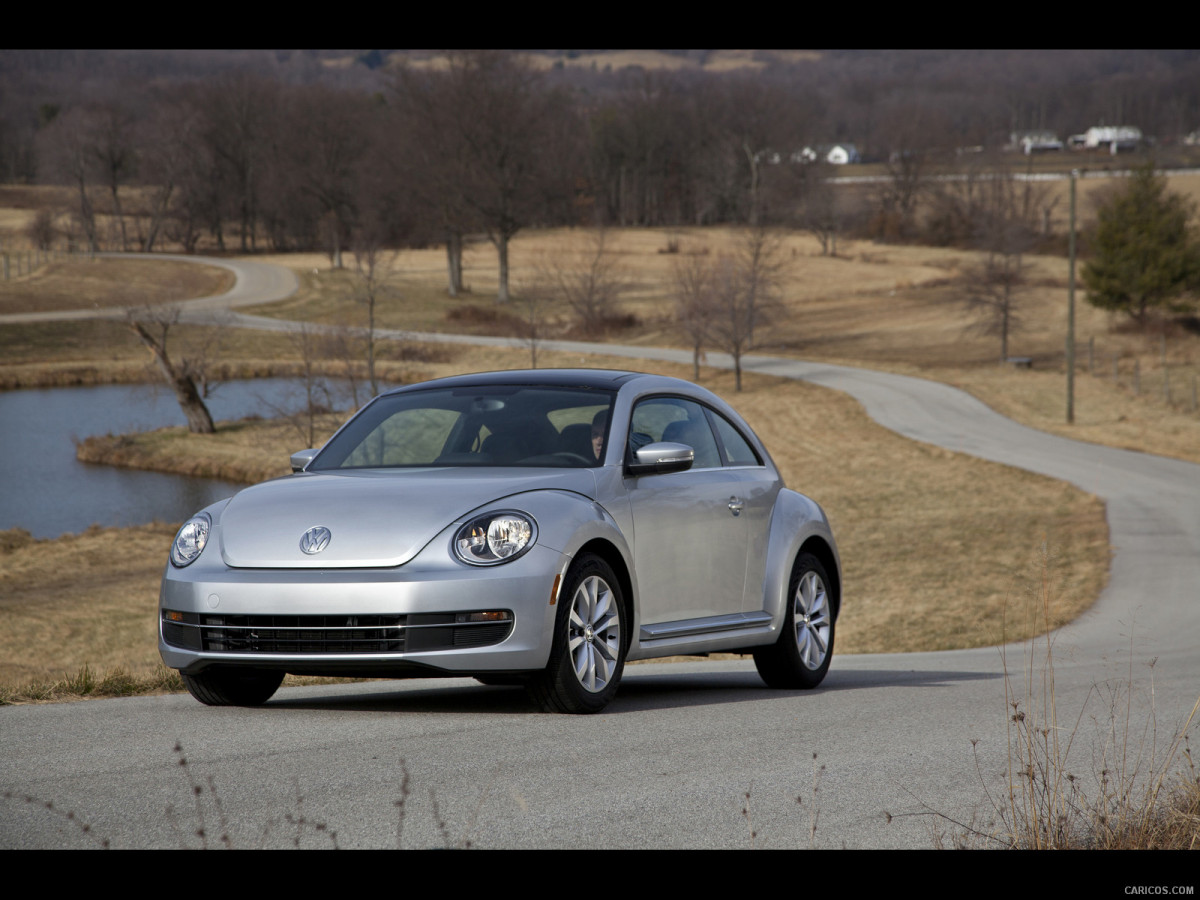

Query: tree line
[10,51,1200,287]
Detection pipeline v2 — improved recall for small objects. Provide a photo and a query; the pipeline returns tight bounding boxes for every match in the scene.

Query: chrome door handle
[728,497,744,516]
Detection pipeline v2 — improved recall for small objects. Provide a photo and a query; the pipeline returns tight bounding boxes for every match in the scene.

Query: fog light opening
[455,610,511,623]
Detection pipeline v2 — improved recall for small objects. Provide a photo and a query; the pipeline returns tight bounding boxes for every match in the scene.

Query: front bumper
[159,542,569,676]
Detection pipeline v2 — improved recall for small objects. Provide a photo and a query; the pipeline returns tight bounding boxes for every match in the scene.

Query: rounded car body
[159,369,842,712]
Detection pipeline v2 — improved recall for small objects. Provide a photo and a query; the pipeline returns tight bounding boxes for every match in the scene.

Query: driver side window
[629,397,722,469]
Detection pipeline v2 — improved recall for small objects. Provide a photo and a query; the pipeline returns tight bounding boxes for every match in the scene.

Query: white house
[1011,130,1063,154]
[824,143,860,165]
[794,144,860,165]
[1083,125,1142,153]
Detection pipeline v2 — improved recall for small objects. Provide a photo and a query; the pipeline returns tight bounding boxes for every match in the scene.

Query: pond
[0,378,369,539]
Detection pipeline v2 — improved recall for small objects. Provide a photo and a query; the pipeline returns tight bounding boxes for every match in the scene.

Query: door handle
[728,497,744,516]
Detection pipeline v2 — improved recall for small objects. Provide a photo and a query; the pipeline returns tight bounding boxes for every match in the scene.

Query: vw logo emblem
[300,526,332,555]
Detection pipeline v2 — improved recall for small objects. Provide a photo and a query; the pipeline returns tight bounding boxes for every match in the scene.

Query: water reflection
[0,379,367,539]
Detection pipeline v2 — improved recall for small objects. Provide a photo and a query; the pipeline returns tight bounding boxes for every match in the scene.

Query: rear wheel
[182,668,284,706]
[754,553,834,689]
[528,554,625,714]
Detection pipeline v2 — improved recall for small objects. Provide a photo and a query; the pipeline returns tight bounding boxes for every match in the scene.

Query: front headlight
[170,513,211,568]
[454,512,537,566]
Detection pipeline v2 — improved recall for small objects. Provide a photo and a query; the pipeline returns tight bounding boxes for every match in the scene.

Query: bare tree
[194,73,279,252]
[705,75,807,226]
[284,84,373,269]
[798,171,844,256]
[25,209,58,250]
[536,228,627,334]
[38,107,98,251]
[671,251,718,380]
[350,235,398,398]
[137,97,202,252]
[438,50,572,302]
[709,226,787,391]
[966,242,1029,363]
[963,166,1046,361]
[126,306,217,434]
[871,103,951,241]
[512,279,559,369]
[253,324,338,450]
[389,65,476,297]
[89,102,137,251]
[318,327,367,412]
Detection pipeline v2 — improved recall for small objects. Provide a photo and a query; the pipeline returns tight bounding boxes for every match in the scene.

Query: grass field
[1,344,1109,701]
[242,224,1200,465]
[10,210,1200,702]
[0,256,234,315]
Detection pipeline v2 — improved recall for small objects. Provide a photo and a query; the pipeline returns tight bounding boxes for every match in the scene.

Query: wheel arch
[798,537,841,622]
[572,537,635,634]
[761,488,842,626]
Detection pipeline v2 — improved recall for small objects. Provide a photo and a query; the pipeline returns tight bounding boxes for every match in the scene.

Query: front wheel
[181,667,284,706]
[527,554,626,714]
[754,552,835,689]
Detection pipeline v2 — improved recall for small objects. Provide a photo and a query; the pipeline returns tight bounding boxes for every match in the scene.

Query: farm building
[793,143,861,165]
[1011,131,1063,154]
[1079,126,1143,153]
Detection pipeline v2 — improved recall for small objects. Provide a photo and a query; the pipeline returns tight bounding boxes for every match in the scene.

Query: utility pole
[1067,169,1077,424]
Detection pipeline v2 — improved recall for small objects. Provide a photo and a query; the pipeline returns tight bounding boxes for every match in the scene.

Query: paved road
[3,255,1198,850]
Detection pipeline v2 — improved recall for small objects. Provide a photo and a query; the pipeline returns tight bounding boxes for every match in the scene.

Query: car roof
[380,369,645,396]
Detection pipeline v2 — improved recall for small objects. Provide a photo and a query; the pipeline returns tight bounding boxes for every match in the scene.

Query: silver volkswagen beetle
[160,369,841,713]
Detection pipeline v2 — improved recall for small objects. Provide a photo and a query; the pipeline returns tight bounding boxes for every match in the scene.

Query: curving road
[2,255,1198,850]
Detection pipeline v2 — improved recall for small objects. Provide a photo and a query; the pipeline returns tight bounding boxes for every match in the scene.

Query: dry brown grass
[0,523,179,690]
[243,221,1200,465]
[922,553,1200,850]
[0,256,234,315]
[0,523,374,703]
[0,316,459,390]
[391,49,823,75]
[63,346,1109,668]
[0,221,1148,700]
[936,364,1200,466]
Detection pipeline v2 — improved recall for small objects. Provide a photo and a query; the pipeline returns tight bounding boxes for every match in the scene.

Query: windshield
[309,385,616,470]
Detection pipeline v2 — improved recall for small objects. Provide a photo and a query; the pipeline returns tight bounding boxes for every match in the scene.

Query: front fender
[465,488,637,594]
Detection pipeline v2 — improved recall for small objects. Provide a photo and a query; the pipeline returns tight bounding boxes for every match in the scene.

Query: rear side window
[708,411,762,466]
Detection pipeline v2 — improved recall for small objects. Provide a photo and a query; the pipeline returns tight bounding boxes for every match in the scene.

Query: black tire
[527,554,626,714]
[754,552,835,689]
[182,668,284,706]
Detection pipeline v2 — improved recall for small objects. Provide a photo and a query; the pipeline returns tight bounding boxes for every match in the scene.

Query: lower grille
[163,611,513,655]
[200,614,405,653]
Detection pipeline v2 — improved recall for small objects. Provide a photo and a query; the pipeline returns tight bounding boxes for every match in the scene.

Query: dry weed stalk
[806,751,825,848]
[886,543,1200,849]
[986,544,1199,848]
[741,781,758,848]
[1,790,110,849]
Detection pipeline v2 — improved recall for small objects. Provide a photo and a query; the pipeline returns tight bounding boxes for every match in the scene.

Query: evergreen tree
[1083,164,1200,325]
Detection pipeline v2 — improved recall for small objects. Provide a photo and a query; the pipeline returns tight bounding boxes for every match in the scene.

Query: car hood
[217,467,597,568]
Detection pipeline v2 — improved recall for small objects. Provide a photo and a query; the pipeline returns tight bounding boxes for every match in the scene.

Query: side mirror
[625,442,694,476]
[290,448,319,473]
